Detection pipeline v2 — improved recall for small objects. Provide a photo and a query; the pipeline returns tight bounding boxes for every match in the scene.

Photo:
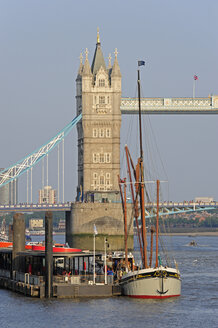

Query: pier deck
[0,275,121,298]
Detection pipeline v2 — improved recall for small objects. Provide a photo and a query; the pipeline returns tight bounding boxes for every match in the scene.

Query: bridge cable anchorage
[0,113,82,189]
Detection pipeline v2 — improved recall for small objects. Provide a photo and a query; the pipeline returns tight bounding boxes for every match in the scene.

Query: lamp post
[93,224,98,284]
[104,238,109,285]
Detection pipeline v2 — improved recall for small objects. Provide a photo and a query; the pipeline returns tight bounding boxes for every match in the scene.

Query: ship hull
[120,266,181,299]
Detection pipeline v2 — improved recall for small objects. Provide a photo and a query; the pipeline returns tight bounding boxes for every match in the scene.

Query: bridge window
[100,153,105,163]
[99,128,104,138]
[93,172,97,179]
[99,96,105,104]
[99,79,105,87]
[100,175,105,185]
[93,153,99,163]
[93,152,110,164]
[93,128,98,137]
[106,128,111,138]
[105,153,111,163]
[106,173,110,179]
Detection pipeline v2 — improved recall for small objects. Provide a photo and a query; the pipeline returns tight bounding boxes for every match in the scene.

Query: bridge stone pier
[66,202,133,251]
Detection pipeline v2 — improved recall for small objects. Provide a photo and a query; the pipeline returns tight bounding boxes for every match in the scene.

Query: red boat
[32,245,82,253]
[0,242,82,253]
[0,241,13,248]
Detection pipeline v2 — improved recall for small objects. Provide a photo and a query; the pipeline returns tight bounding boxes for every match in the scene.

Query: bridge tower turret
[76,31,122,203]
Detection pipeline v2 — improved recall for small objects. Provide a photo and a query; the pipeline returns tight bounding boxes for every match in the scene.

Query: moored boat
[120,266,181,299]
[118,63,181,298]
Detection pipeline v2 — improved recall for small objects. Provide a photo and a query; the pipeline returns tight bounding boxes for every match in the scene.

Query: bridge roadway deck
[0,202,217,213]
[121,96,218,114]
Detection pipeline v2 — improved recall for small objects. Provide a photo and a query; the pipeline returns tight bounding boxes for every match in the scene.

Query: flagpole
[193,75,198,98]
[193,79,195,98]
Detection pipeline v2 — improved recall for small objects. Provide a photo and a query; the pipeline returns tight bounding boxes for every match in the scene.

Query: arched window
[93,128,98,137]
[100,153,104,163]
[99,128,104,138]
[105,153,111,163]
[106,128,111,138]
[93,153,99,163]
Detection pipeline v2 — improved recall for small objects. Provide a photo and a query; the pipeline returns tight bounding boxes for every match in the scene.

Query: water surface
[0,235,218,327]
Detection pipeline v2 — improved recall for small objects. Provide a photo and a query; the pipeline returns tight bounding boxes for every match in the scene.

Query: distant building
[58,219,65,231]
[195,197,214,203]
[29,218,44,230]
[0,168,18,205]
[38,185,56,204]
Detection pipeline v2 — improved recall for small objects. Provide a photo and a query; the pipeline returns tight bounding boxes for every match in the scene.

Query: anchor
[157,272,169,295]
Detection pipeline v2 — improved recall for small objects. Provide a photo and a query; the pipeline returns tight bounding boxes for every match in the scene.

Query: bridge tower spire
[76,31,122,202]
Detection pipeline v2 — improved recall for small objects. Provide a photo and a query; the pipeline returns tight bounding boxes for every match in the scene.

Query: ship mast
[155,179,160,267]
[137,69,148,269]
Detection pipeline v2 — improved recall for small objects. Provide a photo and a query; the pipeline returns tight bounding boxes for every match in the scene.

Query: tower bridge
[0,31,217,250]
[121,96,218,114]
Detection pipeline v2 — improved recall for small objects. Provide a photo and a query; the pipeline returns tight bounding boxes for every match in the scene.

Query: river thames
[0,235,218,328]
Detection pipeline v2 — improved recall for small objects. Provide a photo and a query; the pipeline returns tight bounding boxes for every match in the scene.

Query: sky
[0,0,218,203]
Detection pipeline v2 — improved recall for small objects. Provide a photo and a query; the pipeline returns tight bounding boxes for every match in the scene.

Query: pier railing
[12,271,43,285]
[53,273,114,285]
[0,270,114,286]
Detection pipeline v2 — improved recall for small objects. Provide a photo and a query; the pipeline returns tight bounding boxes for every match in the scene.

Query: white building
[195,197,214,203]
[29,218,44,230]
[58,219,65,231]
[39,185,56,204]
[0,168,18,205]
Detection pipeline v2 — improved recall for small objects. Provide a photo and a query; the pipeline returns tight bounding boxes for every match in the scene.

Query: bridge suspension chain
[0,113,82,189]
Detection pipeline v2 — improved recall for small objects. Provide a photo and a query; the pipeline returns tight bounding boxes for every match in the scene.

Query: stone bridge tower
[66,32,133,250]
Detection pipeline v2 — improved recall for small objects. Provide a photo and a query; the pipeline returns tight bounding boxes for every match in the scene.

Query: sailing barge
[118,65,181,298]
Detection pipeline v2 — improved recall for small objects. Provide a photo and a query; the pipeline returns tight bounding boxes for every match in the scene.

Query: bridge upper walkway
[121,96,218,114]
[0,201,216,214]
